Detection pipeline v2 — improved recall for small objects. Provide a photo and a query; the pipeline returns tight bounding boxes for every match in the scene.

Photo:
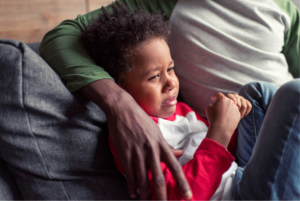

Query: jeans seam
[251,99,257,142]
[270,111,299,200]
[20,43,53,180]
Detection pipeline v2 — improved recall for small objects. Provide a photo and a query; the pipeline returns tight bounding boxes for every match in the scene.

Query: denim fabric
[0,39,129,200]
[234,80,300,200]
[237,82,278,167]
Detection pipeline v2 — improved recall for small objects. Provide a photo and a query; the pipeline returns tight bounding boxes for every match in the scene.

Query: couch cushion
[0,39,129,200]
[0,158,22,200]
[26,42,40,55]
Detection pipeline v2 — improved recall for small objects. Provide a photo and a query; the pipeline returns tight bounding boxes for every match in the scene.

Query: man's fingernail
[185,190,192,199]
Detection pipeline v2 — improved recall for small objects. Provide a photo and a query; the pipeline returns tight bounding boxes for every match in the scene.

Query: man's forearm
[78,79,134,114]
[78,78,192,200]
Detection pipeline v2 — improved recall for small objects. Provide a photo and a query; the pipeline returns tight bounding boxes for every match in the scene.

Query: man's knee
[274,79,300,107]
[277,79,300,96]
[239,82,277,102]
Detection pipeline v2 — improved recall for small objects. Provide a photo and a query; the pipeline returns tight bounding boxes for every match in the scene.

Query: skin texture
[79,80,192,200]
[119,38,183,199]
[207,93,252,148]
[79,37,251,200]
[225,93,252,119]
[120,38,252,150]
[120,38,179,118]
[79,39,192,200]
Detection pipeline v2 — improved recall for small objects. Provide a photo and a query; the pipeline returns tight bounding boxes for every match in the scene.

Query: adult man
[39,0,299,199]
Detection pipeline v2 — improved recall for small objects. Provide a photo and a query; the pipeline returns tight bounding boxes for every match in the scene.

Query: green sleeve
[274,0,300,78]
[39,0,178,92]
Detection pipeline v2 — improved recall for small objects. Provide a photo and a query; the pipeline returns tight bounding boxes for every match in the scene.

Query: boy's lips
[162,94,177,106]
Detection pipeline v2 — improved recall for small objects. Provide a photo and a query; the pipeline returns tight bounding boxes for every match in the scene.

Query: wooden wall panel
[87,0,112,12]
[0,0,87,43]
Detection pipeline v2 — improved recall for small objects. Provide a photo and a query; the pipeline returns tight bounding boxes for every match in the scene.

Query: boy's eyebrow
[169,60,174,66]
[145,60,174,76]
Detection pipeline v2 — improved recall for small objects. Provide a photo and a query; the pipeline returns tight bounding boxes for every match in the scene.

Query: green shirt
[40,0,300,93]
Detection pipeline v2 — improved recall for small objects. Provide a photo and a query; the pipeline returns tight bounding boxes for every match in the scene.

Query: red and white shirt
[109,102,238,200]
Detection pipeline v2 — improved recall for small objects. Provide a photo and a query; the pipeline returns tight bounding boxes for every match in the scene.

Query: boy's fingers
[245,100,252,116]
[234,94,242,109]
[226,93,236,104]
[171,148,184,157]
[239,98,248,118]
[211,92,225,102]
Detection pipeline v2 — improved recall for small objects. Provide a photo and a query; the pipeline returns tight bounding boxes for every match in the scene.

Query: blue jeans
[234,80,300,200]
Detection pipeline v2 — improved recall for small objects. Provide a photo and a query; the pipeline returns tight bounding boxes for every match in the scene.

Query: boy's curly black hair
[81,3,171,84]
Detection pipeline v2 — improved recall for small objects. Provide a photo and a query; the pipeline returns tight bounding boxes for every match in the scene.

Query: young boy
[81,4,252,200]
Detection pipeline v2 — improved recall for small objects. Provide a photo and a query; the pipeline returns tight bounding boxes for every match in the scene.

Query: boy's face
[121,38,179,118]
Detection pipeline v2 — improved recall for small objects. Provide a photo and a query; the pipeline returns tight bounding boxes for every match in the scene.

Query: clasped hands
[205,92,252,148]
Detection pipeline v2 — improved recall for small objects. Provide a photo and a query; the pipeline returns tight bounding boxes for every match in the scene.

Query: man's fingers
[162,144,192,200]
[134,149,150,200]
[122,150,138,199]
[149,147,167,200]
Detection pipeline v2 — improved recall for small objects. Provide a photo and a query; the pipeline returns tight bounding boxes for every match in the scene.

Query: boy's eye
[167,67,174,72]
[148,74,159,81]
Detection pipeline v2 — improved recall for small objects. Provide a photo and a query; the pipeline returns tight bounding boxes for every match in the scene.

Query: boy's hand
[171,148,184,157]
[225,93,252,118]
[206,93,241,148]
[79,79,192,200]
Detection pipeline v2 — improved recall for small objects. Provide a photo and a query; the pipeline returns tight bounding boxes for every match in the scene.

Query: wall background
[0,0,111,43]
[0,0,299,44]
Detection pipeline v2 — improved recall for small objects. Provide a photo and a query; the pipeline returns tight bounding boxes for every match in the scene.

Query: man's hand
[79,79,192,200]
[224,93,252,119]
[206,93,241,148]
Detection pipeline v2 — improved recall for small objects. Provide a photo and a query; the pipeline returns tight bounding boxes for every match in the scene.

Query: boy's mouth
[162,94,177,106]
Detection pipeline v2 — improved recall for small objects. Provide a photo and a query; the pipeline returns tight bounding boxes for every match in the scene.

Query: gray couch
[1,1,300,197]
[0,39,130,200]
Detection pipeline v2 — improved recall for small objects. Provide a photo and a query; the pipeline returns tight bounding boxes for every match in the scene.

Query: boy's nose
[163,78,176,93]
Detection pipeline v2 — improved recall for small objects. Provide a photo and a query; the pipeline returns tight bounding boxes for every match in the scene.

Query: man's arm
[274,0,300,78]
[39,0,178,92]
[39,1,192,199]
[79,79,192,199]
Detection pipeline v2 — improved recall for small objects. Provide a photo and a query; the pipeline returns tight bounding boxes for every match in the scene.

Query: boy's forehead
[129,38,173,76]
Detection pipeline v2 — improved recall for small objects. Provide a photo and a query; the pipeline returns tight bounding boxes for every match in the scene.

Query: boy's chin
[146,105,177,118]
[158,105,177,119]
